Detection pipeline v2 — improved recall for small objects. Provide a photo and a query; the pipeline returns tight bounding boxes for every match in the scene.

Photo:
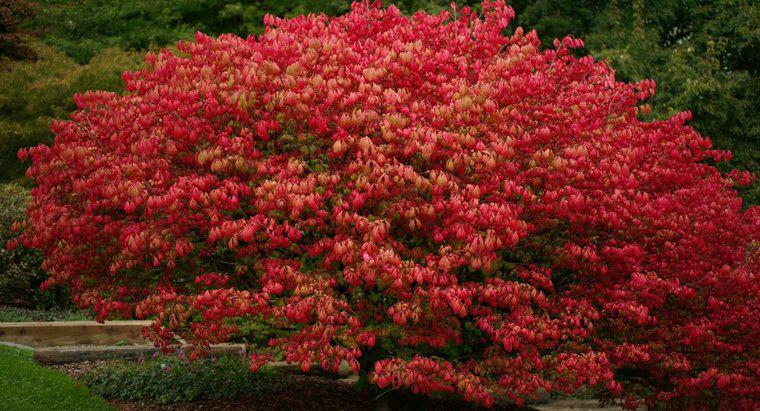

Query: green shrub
[0,1,35,61]
[0,183,43,305]
[0,42,142,183]
[29,0,352,64]
[82,353,278,404]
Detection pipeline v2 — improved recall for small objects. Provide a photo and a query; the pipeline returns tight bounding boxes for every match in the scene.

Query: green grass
[0,345,113,410]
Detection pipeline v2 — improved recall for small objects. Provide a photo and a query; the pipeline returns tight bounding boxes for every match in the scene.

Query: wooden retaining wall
[0,321,245,363]
[0,320,152,347]
[33,343,246,364]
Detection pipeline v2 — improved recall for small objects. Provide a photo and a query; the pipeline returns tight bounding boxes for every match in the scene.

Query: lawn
[0,344,113,411]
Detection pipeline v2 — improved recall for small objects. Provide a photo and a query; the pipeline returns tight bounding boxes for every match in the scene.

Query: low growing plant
[82,353,277,404]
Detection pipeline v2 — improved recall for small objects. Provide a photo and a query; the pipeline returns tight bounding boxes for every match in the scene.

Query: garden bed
[0,320,620,410]
[49,357,530,411]
[42,353,617,411]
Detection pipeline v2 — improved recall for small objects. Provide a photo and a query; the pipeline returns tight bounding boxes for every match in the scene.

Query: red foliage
[15,1,759,408]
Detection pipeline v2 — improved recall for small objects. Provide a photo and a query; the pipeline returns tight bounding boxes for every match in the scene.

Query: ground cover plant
[15,1,759,409]
[0,344,113,410]
[80,354,519,410]
[82,352,278,404]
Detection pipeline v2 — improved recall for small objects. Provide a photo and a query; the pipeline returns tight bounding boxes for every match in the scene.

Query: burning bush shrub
[16,1,759,408]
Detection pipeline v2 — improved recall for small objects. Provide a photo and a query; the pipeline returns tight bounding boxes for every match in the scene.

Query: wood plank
[34,343,246,364]
[0,321,152,347]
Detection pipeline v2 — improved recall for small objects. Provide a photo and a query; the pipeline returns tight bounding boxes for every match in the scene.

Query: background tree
[0,43,141,182]
[0,0,35,61]
[29,0,352,64]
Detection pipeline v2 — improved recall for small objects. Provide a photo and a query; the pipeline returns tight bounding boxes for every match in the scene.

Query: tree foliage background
[1,0,758,205]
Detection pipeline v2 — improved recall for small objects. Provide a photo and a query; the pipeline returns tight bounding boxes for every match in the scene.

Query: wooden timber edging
[0,320,153,347]
[33,343,246,364]
[0,340,33,350]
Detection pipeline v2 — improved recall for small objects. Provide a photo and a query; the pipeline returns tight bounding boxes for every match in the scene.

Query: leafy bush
[0,42,142,182]
[82,354,275,404]
[0,0,35,60]
[17,2,759,409]
[0,183,76,309]
[0,183,42,305]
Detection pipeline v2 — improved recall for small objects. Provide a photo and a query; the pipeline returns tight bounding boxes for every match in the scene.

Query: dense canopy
[16,1,759,408]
